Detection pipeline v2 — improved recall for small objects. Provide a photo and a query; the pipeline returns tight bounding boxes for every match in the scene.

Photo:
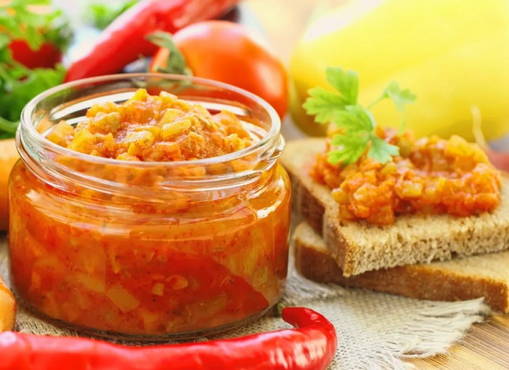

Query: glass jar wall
[9,74,291,340]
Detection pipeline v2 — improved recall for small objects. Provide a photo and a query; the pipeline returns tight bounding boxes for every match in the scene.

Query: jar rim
[20,73,281,169]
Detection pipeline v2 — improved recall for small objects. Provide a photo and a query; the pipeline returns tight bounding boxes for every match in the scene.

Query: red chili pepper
[65,0,240,82]
[0,307,336,370]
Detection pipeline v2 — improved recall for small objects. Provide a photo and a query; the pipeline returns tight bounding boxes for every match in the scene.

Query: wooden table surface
[245,0,509,368]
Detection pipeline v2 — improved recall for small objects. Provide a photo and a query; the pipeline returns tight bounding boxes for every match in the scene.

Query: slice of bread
[282,138,509,276]
[294,222,509,313]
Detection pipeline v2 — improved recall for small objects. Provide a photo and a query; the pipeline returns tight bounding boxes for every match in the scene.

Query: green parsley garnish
[303,67,416,165]
[0,0,68,139]
[0,0,72,51]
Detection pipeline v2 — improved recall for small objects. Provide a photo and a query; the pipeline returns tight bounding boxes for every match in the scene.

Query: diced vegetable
[106,285,140,313]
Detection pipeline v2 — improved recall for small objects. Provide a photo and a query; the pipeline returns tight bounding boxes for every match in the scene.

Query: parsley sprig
[0,0,68,139]
[0,0,72,51]
[304,67,416,165]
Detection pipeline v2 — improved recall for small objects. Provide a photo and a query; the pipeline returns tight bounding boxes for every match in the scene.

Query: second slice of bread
[282,138,509,276]
[294,222,509,313]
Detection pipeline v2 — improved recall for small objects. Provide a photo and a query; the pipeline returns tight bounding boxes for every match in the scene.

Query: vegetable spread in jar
[9,75,290,338]
[313,127,501,225]
[47,88,253,161]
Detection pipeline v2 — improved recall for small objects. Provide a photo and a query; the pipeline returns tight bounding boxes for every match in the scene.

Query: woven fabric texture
[0,240,488,369]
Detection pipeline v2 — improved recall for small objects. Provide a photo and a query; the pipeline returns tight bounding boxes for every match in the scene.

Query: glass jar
[9,74,291,340]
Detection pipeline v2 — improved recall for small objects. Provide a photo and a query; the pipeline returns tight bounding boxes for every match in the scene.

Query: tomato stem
[147,32,192,76]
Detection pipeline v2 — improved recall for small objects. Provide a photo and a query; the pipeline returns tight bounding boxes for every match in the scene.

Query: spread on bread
[313,128,501,225]
[305,67,501,225]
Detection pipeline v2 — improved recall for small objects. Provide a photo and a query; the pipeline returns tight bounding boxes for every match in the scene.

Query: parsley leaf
[303,67,361,124]
[329,133,370,165]
[0,1,68,138]
[326,67,359,105]
[0,0,72,51]
[335,105,374,133]
[368,136,400,163]
[0,65,65,122]
[382,81,416,112]
[303,88,347,124]
[303,67,415,165]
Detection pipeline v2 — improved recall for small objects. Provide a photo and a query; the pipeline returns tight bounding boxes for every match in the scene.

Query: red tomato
[150,21,288,118]
[9,40,62,69]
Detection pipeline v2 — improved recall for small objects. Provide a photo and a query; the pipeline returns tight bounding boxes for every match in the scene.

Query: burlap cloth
[0,237,488,370]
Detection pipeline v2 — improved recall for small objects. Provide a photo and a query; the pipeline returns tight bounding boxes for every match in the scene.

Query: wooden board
[244,0,509,367]
[410,315,509,369]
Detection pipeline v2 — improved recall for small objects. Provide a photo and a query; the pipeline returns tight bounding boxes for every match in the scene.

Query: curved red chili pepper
[65,0,239,82]
[0,307,336,370]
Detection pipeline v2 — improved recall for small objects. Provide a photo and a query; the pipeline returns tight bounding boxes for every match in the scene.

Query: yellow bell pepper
[290,0,509,140]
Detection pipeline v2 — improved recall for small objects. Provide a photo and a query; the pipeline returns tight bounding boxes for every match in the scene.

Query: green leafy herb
[88,0,138,29]
[0,63,65,121]
[329,134,369,165]
[0,52,65,138]
[0,0,72,51]
[302,88,346,124]
[303,67,416,165]
[382,81,416,112]
[369,136,400,163]
[325,67,358,105]
[0,0,68,139]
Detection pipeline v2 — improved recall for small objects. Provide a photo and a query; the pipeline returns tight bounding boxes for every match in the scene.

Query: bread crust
[283,138,509,276]
[294,222,509,313]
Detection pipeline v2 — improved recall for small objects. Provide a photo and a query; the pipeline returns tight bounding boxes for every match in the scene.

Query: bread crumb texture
[294,222,509,313]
